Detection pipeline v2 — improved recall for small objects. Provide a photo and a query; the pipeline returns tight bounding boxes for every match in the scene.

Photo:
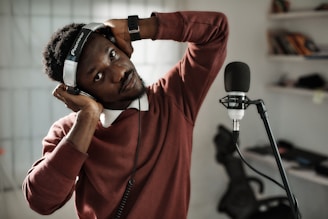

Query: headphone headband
[63,23,115,93]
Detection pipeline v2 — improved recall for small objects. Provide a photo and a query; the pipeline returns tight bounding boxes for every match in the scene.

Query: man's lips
[119,70,136,93]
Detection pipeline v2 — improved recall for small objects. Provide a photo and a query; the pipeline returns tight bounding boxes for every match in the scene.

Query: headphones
[63,23,116,97]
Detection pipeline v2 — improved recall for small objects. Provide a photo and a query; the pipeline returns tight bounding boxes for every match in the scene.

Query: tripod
[219,96,301,219]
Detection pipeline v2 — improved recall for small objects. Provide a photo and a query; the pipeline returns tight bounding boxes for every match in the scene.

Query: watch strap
[128,15,141,41]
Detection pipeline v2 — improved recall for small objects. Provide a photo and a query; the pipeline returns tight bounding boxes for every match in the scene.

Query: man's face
[76,33,146,109]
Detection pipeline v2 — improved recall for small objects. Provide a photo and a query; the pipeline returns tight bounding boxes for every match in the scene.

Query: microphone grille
[224,61,250,92]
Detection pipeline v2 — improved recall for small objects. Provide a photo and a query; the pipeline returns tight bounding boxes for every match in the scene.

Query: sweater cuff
[151,12,183,41]
[46,138,88,180]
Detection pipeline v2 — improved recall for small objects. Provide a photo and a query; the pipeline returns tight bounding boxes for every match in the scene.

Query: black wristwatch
[128,15,141,41]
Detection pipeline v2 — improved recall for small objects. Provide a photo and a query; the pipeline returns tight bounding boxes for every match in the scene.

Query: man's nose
[105,64,126,83]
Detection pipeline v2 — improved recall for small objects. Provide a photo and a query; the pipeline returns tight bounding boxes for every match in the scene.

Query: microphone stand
[248,98,300,219]
[219,96,301,219]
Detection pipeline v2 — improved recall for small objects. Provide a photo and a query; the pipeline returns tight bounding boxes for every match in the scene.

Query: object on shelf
[305,45,328,59]
[315,3,328,11]
[295,73,326,89]
[315,159,328,176]
[276,73,327,91]
[267,29,320,56]
[247,139,328,169]
[276,74,296,88]
[271,0,290,13]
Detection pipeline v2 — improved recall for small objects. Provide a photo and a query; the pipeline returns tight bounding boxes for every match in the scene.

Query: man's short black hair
[42,23,85,83]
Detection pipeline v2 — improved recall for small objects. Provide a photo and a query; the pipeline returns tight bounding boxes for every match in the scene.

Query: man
[23,11,228,219]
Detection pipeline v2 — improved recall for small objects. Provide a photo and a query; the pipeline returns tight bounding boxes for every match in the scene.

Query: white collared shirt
[99,93,149,128]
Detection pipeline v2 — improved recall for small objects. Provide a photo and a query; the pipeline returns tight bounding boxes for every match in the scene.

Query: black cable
[114,179,135,219]
[114,99,142,219]
[234,140,301,218]
[234,140,285,190]
[131,99,142,179]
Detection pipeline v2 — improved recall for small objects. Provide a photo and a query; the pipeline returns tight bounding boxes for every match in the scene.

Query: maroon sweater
[23,11,228,219]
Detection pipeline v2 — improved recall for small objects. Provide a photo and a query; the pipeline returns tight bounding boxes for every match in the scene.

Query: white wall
[1,0,328,219]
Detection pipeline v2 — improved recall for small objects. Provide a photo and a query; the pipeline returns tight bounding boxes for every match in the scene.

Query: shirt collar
[100,93,149,128]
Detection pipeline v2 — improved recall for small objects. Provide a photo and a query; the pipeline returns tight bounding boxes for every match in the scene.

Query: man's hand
[53,84,103,153]
[53,84,103,116]
[104,19,134,58]
[104,16,158,58]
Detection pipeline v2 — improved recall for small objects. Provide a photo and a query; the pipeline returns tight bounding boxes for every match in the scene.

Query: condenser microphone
[220,61,250,141]
[220,62,302,219]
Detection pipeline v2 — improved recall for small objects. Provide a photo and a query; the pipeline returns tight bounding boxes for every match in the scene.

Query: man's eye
[94,72,103,82]
[109,49,117,60]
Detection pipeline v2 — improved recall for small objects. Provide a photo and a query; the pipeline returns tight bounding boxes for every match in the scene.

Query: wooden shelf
[269,10,328,20]
[268,55,328,62]
[243,150,328,187]
[268,55,307,62]
[267,85,328,103]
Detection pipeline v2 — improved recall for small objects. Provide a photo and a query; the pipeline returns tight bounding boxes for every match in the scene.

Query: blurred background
[0,0,327,218]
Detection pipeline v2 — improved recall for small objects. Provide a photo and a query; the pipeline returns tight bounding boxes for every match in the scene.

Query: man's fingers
[52,84,67,101]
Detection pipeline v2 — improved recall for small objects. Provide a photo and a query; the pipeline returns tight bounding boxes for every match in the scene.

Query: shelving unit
[268,10,328,20]
[268,55,328,62]
[267,8,328,98]
[265,2,328,191]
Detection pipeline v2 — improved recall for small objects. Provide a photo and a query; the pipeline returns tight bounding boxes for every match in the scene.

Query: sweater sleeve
[152,11,229,123]
[22,114,88,215]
